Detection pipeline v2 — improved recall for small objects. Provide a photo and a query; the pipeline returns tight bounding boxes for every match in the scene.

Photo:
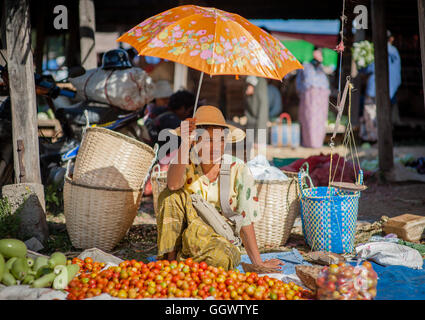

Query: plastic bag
[355,242,423,269]
[316,262,378,300]
[247,155,288,181]
[70,67,154,111]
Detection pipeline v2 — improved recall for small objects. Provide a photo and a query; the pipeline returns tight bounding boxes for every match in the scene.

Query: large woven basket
[63,172,143,251]
[253,177,300,249]
[151,164,168,216]
[73,127,156,190]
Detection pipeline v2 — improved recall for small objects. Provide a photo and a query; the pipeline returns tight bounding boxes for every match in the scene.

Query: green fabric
[283,40,314,64]
[282,40,338,68]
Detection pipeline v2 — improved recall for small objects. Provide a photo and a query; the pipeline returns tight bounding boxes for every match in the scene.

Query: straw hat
[170,105,246,143]
[153,80,173,99]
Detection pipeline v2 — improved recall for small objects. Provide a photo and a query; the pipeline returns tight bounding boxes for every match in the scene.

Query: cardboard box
[383,214,425,242]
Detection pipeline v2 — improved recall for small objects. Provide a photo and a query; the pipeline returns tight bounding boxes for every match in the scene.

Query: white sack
[70,67,154,111]
[356,242,423,269]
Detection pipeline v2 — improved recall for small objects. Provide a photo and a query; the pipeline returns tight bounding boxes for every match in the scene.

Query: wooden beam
[4,0,42,184]
[371,0,394,177]
[79,0,97,69]
[418,0,425,113]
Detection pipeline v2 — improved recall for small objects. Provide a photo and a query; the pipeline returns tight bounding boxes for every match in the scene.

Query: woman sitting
[156,105,283,271]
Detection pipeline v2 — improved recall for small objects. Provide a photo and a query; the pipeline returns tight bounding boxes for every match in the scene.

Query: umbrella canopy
[117,5,303,80]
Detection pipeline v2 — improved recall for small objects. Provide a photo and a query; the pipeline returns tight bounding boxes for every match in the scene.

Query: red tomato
[199,262,208,270]
[84,257,93,264]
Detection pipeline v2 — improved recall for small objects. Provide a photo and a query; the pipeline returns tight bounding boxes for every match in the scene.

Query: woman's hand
[167,118,196,190]
[256,259,285,272]
[180,117,196,148]
[240,224,285,273]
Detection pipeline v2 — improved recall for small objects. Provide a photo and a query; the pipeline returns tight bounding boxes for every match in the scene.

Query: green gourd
[1,270,16,286]
[0,253,4,282]
[26,257,34,268]
[33,256,49,272]
[11,257,29,281]
[48,252,67,268]
[22,274,35,285]
[5,257,17,271]
[0,239,27,259]
[66,264,80,283]
[31,272,57,288]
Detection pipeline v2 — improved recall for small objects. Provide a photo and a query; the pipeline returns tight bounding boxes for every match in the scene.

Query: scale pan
[330,181,368,192]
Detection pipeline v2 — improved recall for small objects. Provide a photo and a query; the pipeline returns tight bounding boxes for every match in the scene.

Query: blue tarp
[349,260,425,300]
[236,249,311,274]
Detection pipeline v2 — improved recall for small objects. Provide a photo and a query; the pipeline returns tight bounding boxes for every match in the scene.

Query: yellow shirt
[183,154,261,227]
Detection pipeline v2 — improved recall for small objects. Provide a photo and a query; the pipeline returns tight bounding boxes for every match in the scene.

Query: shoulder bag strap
[219,159,243,235]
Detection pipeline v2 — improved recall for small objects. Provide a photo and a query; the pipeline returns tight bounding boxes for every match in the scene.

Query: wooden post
[173,62,188,92]
[79,0,97,69]
[418,0,425,113]
[4,0,42,185]
[34,1,46,74]
[371,0,394,178]
[66,2,81,68]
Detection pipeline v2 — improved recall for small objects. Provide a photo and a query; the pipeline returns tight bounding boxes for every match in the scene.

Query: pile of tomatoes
[67,257,105,273]
[65,257,313,300]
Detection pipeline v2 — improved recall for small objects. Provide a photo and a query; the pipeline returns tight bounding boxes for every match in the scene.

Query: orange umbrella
[117,5,303,113]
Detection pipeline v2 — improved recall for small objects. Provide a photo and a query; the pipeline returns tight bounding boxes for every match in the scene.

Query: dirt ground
[358,180,425,221]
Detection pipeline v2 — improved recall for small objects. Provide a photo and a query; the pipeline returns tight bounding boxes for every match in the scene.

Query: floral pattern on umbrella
[117,5,303,80]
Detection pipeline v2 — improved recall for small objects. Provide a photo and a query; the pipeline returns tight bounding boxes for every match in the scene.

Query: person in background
[267,79,283,120]
[146,79,173,116]
[295,47,330,148]
[244,75,269,145]
[125,48,138,67]
[360,30,402,141]
[145,89,195,146]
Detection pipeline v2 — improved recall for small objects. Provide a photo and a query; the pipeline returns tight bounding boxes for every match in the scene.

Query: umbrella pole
[193,71,204,117]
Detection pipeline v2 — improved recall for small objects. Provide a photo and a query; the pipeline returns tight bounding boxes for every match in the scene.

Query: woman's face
[196,126,227,164]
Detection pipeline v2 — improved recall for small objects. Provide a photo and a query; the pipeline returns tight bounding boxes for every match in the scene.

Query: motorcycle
[0,65,151,190]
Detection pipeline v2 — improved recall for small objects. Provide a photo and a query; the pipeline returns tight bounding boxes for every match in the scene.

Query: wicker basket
[282,170,300,196]
[253,177,300,249]
[151,164,168,216]
[63,172,142,251]
[73,127,156,190]
[295,265,322,293]
[282,170,297,179]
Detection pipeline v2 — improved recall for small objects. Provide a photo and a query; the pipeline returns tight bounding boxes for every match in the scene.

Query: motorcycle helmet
[101,49,132,70]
